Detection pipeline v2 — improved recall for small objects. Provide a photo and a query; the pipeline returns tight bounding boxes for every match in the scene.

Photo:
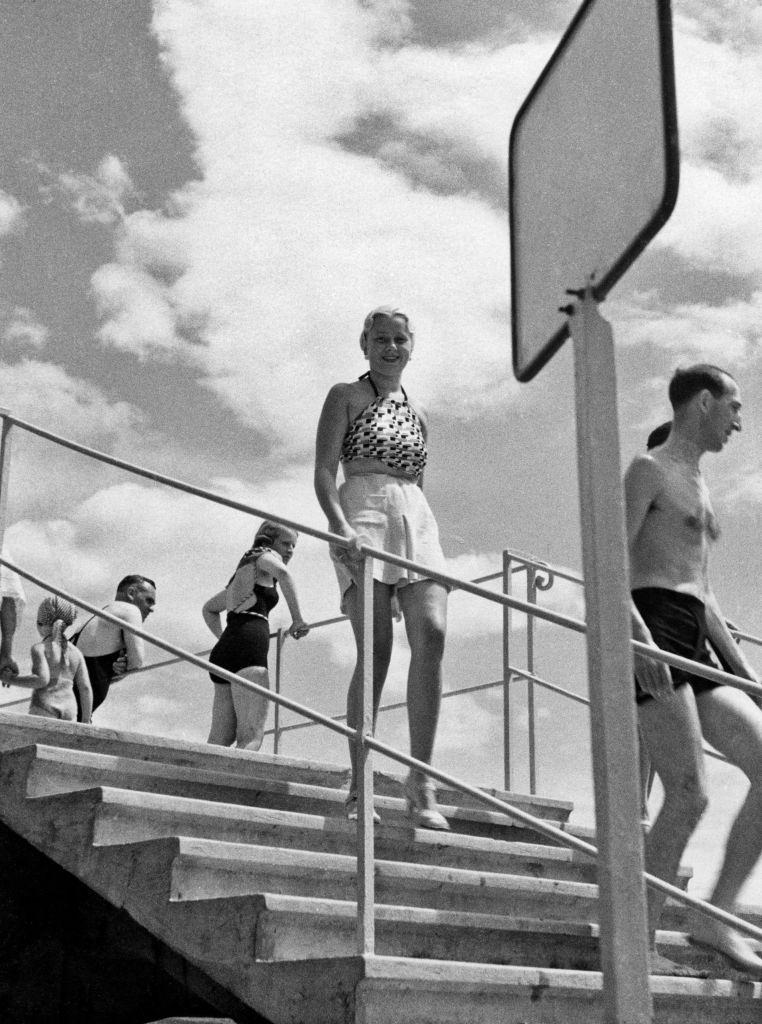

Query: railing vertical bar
[356,554,375,954]
[527,566,537,795]
[0,412,13,558]
[502,550,513,792]
[273,628,284,755]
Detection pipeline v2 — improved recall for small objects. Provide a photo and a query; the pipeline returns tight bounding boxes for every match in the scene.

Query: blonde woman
[314,306,450,829]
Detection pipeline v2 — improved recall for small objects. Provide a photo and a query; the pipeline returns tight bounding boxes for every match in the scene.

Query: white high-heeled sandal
[404,772,450,831]
[345,789,381,824]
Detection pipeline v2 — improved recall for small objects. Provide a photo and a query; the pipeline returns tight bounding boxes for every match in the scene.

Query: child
[12,596,93,723]
[202,520,309,749]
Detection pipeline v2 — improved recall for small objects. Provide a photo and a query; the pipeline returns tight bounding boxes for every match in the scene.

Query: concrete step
[172,951,762,1024]
[191,890,740,977]
[54,873,730,980]
[0,742,569,843]
[0,721,757,1023]
[0,741,700,917]
[31,786,599,883]
[74,833,601,920]
[352,956,762,1024]
[0,710,572,823]
[118,836,747,935]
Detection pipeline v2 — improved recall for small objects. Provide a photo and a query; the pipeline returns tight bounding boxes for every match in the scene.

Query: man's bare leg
[638,686,709,974]
[689,686,762,976]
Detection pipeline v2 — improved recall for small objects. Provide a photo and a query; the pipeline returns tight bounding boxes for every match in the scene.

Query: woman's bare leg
[231,667,271,750]
[399,579,449,829]
[399,579,448,765]
[207,684,237,746]
[343,580,394,788]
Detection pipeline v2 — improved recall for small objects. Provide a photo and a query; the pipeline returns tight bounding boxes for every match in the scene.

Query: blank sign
[509,0,679,382]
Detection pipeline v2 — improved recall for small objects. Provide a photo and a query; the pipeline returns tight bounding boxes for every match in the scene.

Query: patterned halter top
[340,373,427,478]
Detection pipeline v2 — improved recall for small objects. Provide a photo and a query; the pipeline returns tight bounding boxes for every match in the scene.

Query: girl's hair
[37,595,77,652]
[359,306,414,348]
[252,520,296,549]
[229,521,297,581]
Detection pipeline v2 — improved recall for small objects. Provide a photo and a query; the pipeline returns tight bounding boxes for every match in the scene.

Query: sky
[1,0,761,901]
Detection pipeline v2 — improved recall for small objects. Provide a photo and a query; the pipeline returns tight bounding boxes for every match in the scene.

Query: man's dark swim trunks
[632,588,727,704]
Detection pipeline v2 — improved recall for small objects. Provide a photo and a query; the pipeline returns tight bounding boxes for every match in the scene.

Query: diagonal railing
[1,410,762,974]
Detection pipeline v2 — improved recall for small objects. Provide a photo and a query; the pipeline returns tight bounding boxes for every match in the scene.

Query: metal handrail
[3,414,762,960]
[2,555,760,947]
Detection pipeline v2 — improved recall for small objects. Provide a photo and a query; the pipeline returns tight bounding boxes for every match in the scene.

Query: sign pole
[569,288,652,1023]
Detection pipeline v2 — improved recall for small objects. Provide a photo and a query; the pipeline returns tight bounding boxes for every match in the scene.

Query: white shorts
[331,474,448,611]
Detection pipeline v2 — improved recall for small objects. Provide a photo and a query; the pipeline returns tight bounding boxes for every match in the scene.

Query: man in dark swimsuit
[74,574,156,716]
[625,363,762,977]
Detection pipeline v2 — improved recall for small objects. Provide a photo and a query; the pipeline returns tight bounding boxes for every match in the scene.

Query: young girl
[13,596,93,723]
[202,520,309,750]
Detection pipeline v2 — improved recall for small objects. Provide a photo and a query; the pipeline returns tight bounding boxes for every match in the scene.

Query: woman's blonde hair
[359,306,414,349]
[228,520,298,581]
[252,520,298,549]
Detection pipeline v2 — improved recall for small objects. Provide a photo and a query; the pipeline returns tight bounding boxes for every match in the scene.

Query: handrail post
[501,550,512,791]
[0,411,13,557]
[570,293,651,1021]
[356,554,375,954]
[526,566,537,795]
[273,628,285,755]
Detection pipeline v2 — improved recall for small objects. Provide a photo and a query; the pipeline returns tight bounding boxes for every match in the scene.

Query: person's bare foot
[689,920,762,978]
[648,949,708,978]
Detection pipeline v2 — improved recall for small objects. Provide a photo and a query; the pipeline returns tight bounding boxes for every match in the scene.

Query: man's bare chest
[650,471,720,542]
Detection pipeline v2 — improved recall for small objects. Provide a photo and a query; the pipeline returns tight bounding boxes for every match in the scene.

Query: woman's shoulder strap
[358,371,379,397]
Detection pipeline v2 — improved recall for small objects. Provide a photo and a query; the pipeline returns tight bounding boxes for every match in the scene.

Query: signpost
[509,1,679,1020]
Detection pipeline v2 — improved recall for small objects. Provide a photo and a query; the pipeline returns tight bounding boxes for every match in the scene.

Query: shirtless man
[74,574,156,717]
[626,363,762,976]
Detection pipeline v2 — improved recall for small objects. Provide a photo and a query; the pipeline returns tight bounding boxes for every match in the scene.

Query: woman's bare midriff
[342,458,418,482]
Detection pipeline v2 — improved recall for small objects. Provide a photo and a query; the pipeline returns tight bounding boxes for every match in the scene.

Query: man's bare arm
[624,457,674,699]
[113,603,145,670]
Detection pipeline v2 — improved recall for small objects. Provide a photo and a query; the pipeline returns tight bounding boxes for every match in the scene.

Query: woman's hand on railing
[288,619,310,640]
[330,527,364,565]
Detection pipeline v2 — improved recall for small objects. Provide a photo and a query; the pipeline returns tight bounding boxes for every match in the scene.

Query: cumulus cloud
[79,0,561,454]
[38,154,135,226]
[0,359,147,521]
[71,0,762,462]
[0,188,24,236]
[613,290,762,364]
[0,359,143,440]
[1,307,48,350]
[656,164,762,279]
[653,9,762,281]
[91,262,180,357]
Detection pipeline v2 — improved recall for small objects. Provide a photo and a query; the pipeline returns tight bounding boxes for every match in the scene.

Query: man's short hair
[116,574,156,593]
[668,364,735,409]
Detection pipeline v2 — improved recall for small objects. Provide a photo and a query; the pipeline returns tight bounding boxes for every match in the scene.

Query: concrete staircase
[0,710,759,1023]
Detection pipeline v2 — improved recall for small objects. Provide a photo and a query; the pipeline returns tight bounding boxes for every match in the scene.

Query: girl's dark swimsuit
[208,582,279,686]
[632,587,726,704]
